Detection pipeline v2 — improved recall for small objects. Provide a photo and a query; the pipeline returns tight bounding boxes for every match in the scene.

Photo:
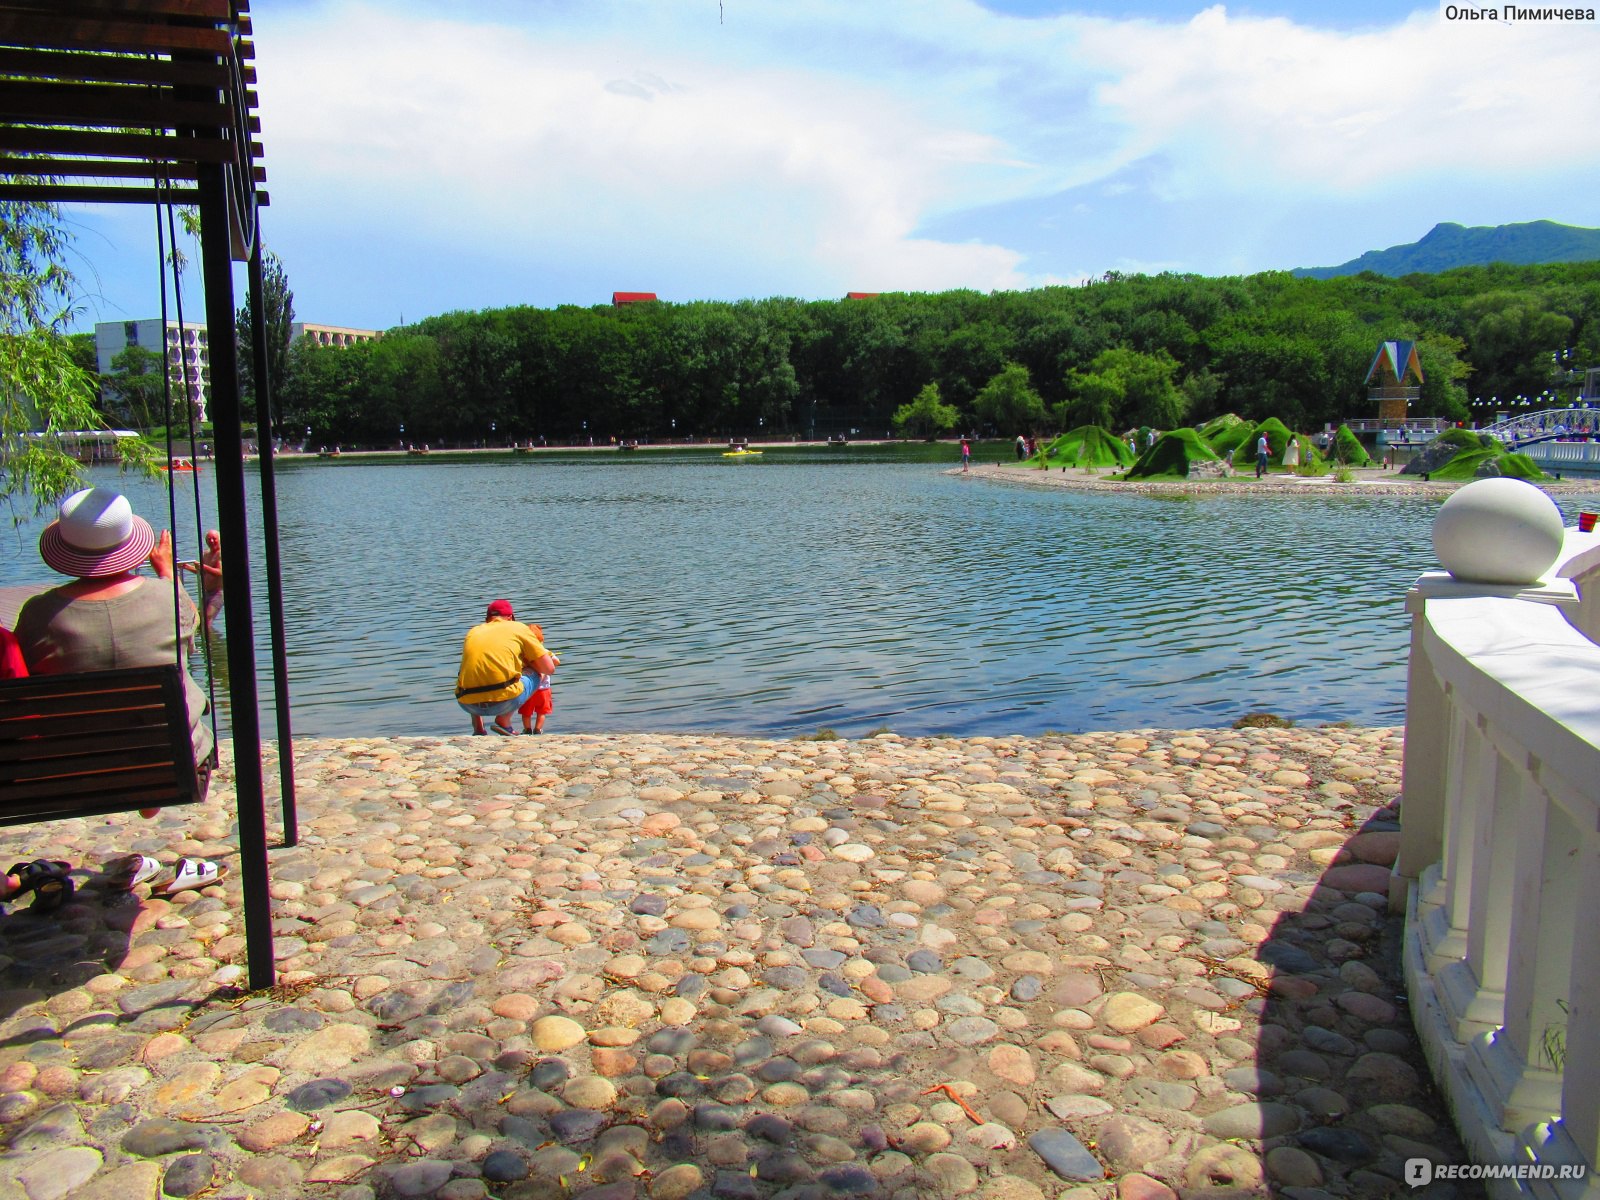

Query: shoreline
[953,462,1600,495]
[0,725,1481,1199]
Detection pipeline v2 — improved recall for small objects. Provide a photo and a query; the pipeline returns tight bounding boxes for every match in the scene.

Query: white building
[291,322,379,348]
[94,319,210,423]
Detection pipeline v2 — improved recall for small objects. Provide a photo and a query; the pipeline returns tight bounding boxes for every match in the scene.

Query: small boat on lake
[160,457,199,473]
[722,448,763,459]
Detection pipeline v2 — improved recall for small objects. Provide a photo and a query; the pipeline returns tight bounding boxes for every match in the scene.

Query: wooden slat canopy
[0,0,290,988]
[0,0,266,259]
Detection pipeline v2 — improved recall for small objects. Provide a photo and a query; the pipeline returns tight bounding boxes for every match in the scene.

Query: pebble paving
[0,726,1478,1200]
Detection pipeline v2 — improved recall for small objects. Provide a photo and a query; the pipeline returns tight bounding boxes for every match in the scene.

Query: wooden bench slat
[0,728,182,765]
[0,665,202,826]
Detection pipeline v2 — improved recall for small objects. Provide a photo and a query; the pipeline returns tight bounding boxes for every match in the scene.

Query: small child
[524,623,560,734]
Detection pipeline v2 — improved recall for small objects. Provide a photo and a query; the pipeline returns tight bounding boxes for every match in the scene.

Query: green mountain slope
[1293,220,1600,280]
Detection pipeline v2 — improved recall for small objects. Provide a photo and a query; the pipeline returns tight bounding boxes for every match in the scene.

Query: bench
[0,665,205,825]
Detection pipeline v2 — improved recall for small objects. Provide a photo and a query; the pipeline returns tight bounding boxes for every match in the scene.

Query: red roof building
[612,292,658,306]
[845,292,880,300]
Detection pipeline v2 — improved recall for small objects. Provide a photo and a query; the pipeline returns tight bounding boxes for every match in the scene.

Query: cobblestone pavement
[0,727,1477,1200]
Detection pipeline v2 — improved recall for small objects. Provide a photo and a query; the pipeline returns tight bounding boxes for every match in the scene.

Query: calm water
[6,451,1598,739]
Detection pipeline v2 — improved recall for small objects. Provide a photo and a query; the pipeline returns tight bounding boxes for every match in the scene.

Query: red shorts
[528,688,553,716]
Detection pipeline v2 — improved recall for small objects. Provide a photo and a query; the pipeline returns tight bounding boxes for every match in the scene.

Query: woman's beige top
[14,577,213,763]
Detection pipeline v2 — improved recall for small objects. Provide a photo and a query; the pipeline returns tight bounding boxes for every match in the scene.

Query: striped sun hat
[38,488,155,578]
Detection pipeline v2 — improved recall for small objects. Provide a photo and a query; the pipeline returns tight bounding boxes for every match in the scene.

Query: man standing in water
[179,528,224,629]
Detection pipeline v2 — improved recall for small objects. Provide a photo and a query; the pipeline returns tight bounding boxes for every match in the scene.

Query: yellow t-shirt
[455,620,547,704]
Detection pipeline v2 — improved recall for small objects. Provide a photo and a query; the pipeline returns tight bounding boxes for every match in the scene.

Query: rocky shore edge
[953,462,1597,496]
[0,726,1474,1200]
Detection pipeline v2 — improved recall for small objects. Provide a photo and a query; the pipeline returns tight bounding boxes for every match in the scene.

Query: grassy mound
[1332,424,1371,466]
[1250,417,1295,462]
[1404,428,1519,477]
[1428,447,1549,481]
[1125,428,1221,479]
[1498,452,1547,480]
[1040,425,1137,468]
[1199,414,1254,459]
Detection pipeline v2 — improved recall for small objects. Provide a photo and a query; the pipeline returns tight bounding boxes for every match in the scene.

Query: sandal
[5,861,74,913]
[149,858,224,896]
[105,854,165,892]
[490,723,514,736]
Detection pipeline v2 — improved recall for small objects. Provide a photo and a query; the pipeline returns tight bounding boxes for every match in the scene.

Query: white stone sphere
[1433,477,1565,585]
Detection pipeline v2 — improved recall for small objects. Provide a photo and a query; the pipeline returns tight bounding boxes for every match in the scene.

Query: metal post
[199,165,274,990]
[247,241,298,846]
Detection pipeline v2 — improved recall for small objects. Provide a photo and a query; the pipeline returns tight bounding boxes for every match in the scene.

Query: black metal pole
[247,240,298,846]
[199,165,274,991]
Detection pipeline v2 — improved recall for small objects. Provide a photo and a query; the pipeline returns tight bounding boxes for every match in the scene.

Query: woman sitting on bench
[12,488,214,806]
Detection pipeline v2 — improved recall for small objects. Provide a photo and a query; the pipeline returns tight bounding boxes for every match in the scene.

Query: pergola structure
[0,0,296,988]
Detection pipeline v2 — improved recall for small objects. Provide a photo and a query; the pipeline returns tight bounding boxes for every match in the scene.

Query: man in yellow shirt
[455,599,557,735]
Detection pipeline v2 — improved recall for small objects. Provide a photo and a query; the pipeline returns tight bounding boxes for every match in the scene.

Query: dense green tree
[892,383,961,438]
[1063,347,1186,431]
[105,345,166,430]
[973,363,1046,433]
[236,250,295,425]
[263,259,1600,449]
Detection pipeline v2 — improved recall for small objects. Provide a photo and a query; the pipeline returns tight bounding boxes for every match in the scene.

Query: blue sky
[62,0,1600,333]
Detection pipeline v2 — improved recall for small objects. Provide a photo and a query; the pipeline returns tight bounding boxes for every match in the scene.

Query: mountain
[1292,220,1600,279]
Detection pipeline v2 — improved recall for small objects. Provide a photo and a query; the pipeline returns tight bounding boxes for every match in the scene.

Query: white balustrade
[1397,480,1600,1199]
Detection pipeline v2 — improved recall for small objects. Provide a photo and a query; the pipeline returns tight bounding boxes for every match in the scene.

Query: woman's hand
[150,530,175,579]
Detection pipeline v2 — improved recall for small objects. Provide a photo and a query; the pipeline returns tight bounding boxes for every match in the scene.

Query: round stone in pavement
[264,1007,325,1034]
[161,1153,216,1198]
[286,1078,352,1112]
[481,1149,528,1182]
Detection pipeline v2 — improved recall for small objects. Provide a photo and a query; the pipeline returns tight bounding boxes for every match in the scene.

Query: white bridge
[1478,407,1600,449]
[1397,482,1600,1199]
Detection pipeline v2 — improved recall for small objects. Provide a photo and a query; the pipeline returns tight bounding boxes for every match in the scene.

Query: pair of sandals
[105,855,223,897]
[4,860,74,913]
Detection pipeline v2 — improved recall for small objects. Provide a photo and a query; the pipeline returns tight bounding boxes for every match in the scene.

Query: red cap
[486,599,514,620]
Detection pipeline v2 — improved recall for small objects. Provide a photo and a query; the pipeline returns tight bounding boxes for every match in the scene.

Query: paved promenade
[0,727,1473,1200]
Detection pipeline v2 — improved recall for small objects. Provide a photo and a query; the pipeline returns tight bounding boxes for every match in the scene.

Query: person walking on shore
[960,439,971,472]
[1256,432,1270,479]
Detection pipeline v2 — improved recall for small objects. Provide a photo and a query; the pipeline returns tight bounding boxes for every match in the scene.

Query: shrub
[1234,712,1294,729]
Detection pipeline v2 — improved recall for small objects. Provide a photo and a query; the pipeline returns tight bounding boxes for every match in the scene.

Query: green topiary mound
[1124,428,1221,479]
[1332,424,1371,466]
[1428,447,1549,481]
[1198,414,1254,459]
[1403,428,1541,478]
[1249,417,1295,463]
[1497,452,1546,480]
[1039,425,1137,469]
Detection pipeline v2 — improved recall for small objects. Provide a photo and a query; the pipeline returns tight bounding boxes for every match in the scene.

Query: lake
[6,447,1597,739]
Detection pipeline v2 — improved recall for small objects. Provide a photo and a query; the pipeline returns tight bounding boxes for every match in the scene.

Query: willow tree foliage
[0,199,153,517]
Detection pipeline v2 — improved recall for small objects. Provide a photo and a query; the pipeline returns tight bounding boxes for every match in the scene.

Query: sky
[60,0,1600,333]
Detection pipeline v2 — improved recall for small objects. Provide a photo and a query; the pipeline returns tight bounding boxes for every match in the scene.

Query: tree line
[114,258,1600,448]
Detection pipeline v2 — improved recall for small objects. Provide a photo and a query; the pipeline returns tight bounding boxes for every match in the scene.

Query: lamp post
[490,420,496,448]
[304,426,310,452]
[399,423,405,449]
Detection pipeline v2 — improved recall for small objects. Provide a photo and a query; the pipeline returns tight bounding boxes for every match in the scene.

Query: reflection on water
[4,455,1598,739]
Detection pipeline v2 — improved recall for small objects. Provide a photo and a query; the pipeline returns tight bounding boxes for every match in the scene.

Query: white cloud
[234,0,1600,320]
[261,1,1041,297]
[1080,5,1600,195]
